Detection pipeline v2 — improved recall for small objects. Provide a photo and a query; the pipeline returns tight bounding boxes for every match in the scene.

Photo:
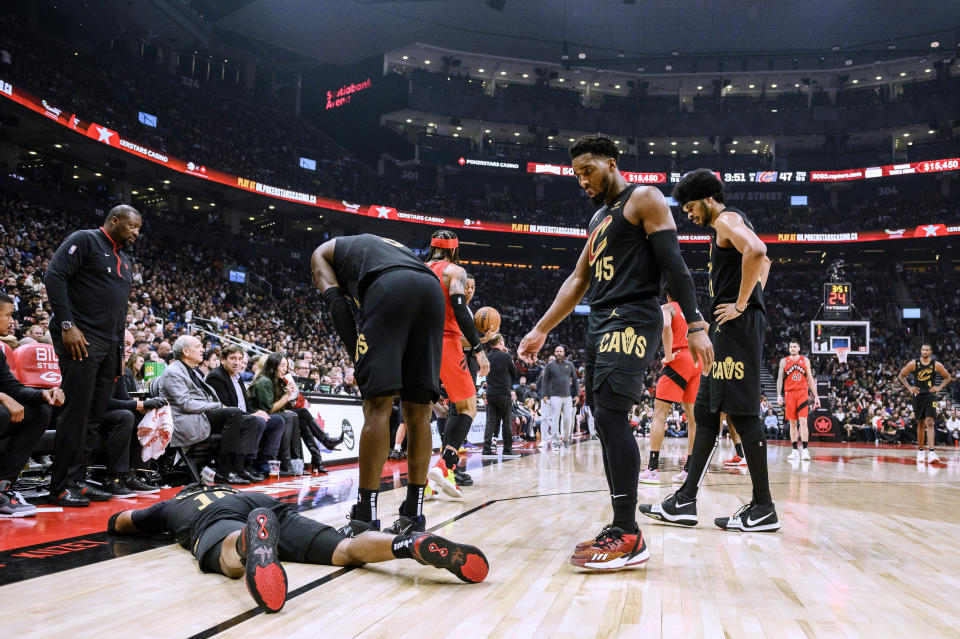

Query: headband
[431,237,459,249]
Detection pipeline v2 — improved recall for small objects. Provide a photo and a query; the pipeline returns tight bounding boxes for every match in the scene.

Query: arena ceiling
[204,0,959,69]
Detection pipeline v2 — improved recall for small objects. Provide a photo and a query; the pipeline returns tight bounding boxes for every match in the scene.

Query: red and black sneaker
[569,526,650,571]
[239,507,288,613]
[408,533,489,583]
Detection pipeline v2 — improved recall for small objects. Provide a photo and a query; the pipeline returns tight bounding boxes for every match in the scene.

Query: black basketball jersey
[332,234,433,305]
[163,485,243,549]
[585,184,660,309]
[914,357,936,394]
[708,207,765,313]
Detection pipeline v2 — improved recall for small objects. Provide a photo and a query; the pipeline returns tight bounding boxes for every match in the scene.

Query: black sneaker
[337,504,380,537]
[48,485,90,507]
[383,513,426,535]
[453,468,473,486]
[480,448,497,459]
[75,480,116,502]
[714,502,780,532]
[388,449,403,461]
[638,491,699,527]
[239,507,287,613]
[124,474,161,494]
[101,476,137,498]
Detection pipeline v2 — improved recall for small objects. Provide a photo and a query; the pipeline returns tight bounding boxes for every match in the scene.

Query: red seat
[12,342,62,388]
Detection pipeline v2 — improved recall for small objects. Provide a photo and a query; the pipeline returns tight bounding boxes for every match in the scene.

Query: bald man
[46,205,143,506]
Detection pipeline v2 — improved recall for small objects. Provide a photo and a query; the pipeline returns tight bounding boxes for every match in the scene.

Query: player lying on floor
[108,484,489,613]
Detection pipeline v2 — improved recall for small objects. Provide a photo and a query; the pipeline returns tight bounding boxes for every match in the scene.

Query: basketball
[475,306,500,335]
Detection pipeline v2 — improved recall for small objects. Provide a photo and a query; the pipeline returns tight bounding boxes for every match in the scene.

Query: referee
[45,205,142,507]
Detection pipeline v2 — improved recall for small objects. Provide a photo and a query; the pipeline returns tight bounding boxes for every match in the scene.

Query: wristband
[687,326,705,335]
[735,304,747,314]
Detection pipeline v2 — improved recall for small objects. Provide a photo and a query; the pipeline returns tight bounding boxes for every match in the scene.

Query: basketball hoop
[835,347,850,364]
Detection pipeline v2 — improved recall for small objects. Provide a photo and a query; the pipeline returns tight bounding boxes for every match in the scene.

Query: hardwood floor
[4,439,959,638]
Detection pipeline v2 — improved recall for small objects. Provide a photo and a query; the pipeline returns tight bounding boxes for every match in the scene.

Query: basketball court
[4,439,959,638]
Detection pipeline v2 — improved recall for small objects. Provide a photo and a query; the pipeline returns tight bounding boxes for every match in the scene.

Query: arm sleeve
[647,229,705,324]
[323,287,358,359]
[44,231,88,325]
[450,294,481,350]
[129,500,173,534]
[106,378,137,411]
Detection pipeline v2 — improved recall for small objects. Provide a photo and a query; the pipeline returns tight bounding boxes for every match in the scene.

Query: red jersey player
[639,287,702,485]
[777,341,820,462]
[425,230,490,500]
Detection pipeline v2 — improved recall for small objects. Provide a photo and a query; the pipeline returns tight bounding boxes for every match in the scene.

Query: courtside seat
[12,342,62,388]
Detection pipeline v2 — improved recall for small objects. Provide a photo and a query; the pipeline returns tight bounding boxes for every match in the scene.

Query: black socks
[735,443,744,458]
[648,450,660,471]
[355,488,379,522]
[442,413,474,468]
[401,483,425,518]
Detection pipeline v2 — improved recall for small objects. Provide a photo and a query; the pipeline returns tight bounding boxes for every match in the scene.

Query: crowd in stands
[2,12,958,237]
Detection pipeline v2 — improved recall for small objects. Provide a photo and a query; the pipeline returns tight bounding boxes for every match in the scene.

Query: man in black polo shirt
[45,205,141,506]
[482,335,519,459]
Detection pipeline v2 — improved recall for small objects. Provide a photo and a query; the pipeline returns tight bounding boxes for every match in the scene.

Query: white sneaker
[672,470,688,483]
[787,449,800,461]
[917,450,926,464]
[801,448,811,461]
[927,450,940,465]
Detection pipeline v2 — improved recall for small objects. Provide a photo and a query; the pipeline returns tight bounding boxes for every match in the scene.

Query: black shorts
[695,308,765,415]
[194,493,345,573]
[355,268,445,403]
[913,394,937,421]
[584,299,662,411]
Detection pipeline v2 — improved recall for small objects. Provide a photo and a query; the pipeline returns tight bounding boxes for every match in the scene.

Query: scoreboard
[824,282,852,315]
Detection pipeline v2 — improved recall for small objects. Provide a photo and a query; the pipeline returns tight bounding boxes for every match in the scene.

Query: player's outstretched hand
[518,328,547,364]
[777,395,783,405]
[687,328,714,375]
[813,396,822,410]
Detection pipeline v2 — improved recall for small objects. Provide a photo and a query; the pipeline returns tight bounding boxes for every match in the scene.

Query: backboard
[810,320,870,356]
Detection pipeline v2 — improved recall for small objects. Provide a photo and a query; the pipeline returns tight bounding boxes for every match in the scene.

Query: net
[835,347,850,364]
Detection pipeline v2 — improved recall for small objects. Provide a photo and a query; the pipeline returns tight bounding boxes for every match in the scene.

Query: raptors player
[776,341,820,462]
[426,230,490,499]
[639,286,701,484]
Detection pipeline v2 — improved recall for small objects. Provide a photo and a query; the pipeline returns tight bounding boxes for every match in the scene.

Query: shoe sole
[427,467,463,499]
[412,534,488,583]
[130,488,162,494]
[638,507,698,527]
[638,478,660,485]
[243,508,288,613]
[0,510,38,517]
[714,520,781,532]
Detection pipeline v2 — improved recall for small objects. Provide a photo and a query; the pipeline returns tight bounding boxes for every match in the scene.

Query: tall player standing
[312,234,447,536]
[639,287,701,485]
[641,169,778,533]
[425,230,490,499]
[898,344,952,464]
[519,135,713,570]
[776,341,820,462]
